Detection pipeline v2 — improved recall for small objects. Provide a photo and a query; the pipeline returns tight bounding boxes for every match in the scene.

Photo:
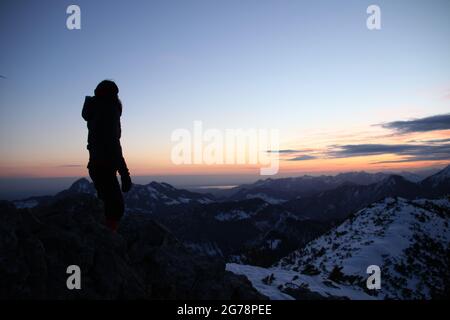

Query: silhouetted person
[82,80,132,232]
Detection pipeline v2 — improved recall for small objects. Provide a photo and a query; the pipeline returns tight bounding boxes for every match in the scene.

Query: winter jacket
[82,96,129,175]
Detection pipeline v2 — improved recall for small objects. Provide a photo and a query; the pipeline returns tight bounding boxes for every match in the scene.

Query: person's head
[94,80,119,99]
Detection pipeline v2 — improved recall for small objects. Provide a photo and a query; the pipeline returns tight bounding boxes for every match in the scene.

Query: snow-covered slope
[13,199,39,209]
[227,197,450,300]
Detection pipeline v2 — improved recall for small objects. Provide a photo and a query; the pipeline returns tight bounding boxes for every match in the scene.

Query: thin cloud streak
[266,149,304,154]
[379,113,450,133]
[287,155,317,161]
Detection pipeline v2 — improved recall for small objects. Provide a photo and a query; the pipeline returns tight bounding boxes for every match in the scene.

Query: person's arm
[113,143,132,192]
[82,96,94,121]
[118,157,132,192]
[117,155,130,177]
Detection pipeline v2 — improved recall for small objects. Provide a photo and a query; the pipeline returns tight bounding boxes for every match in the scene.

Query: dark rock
[0,195,266,300]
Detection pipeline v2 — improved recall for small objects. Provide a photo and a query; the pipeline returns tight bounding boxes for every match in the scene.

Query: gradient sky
[1,0,449,180]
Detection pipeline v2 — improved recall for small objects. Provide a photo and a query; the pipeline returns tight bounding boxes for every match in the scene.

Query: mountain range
[2,165,449,299]
[9,165,450,268]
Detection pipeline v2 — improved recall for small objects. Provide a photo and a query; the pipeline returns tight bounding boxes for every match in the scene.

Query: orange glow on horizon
[1,126,448,178]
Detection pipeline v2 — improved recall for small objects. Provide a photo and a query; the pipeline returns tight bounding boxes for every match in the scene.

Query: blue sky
[0,0,449,184]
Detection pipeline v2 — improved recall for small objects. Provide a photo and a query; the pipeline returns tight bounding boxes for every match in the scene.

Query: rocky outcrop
[0,195,266,300]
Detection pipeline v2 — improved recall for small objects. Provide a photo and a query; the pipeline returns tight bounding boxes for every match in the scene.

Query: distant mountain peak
[376,174,408,186]
[421,164,450,190]
[147,181,175,190]
[384,174,406,182]
[68,178,94,194]
[434,164,450,179]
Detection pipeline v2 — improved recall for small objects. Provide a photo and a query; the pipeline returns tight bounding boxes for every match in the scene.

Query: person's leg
[102,170,124,232]
[89,166,107,201]
[105,217,119,231]
[89,166,124,232]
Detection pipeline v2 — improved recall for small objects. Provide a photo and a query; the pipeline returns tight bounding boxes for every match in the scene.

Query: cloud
[371,155,450,164]
[409,138,450,144]
[273,113,450,165]
[265,149,318,161]
[328,143,450,163]
[379,113,450,133]
[287,155,317,161]
[266,149,305,154]
[328,144,423,157]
